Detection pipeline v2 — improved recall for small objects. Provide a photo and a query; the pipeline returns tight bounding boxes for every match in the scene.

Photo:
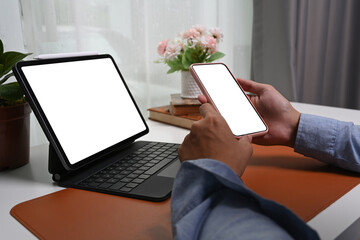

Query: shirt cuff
[294,113,338,164]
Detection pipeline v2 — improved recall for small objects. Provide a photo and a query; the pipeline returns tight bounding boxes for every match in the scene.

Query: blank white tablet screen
[22,58,147,164]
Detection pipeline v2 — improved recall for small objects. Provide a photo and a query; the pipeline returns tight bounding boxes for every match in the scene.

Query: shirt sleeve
[171,159,319,240]
[294,113,360,173]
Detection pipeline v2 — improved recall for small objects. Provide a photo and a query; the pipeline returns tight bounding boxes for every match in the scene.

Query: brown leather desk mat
[11,145,360,239]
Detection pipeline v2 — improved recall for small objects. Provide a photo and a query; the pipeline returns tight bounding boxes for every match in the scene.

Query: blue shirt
[171,114,360,240]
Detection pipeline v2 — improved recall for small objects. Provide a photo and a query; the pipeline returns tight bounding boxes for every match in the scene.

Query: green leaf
[0,64,4,79]
[0,39,3,55]
[167,68,178,74]
[0,82,24,102]
[206,52,225,62]
[0,72,14,85]
[0,52,31,77]
[154,59,164,63]
[182,46,201,69]
[166,56,184,73]
[182,52,192,70]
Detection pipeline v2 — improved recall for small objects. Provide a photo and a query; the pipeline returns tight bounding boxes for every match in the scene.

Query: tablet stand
[48,144,68,182]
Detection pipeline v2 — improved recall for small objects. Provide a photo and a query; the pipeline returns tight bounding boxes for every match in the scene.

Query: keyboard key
[120,178,132,183]
[109,182,126,190]
[145,158,174,175]
[107,178,119,183]
[132,178,145,184]
[139,166,150,171]
[126,183,139,188]
[120,187,132,192]
[95,178,106,183]
[114,174,126,179]
[99,183,112,189]
[82,177,94,183]
[138,174,151,179]
[120,170,131,175]
[127,173,139,179]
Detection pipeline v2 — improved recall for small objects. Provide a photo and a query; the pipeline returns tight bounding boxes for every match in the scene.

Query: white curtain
[18,0,254,147]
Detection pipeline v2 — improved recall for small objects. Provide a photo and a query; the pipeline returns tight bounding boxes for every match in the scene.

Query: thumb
[236,78,264,95]
[199,103,218,118]
[198,95,208,104]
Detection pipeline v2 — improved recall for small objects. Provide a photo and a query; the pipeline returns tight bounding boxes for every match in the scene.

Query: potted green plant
[155,24,225,98]
[0,39,32,170]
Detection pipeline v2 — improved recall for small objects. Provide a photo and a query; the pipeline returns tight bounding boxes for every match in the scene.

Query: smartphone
[190,63,268,137]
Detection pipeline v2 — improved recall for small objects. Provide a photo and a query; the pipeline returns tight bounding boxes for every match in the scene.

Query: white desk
[1,102,360,239]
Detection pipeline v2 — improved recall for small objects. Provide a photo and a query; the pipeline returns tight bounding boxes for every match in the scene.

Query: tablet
[13,54,149,171]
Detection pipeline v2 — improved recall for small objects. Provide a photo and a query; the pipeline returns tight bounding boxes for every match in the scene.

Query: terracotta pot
[0,102,31,170]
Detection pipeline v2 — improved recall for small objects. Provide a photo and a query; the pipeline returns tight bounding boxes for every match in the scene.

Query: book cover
[170,93,201,116]
[148,105,202,129]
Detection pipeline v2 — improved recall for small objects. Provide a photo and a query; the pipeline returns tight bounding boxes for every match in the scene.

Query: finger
[199,103,218,118]
[198,95,207,104]
[236,78,265,95]
[178,134,190,162]
[237,135,252,143]
[246,135,253,143]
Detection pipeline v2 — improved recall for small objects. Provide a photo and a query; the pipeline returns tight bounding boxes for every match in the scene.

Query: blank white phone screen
[22,58,147,164]
[192,64,267,136]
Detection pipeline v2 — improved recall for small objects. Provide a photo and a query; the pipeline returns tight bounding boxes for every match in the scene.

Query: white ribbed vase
[180,70,202,99]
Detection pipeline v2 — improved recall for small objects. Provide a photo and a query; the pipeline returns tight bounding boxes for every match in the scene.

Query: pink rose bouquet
[156,25,225,73]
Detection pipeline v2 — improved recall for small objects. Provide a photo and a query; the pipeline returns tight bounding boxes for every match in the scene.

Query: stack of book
[148,94,203,129]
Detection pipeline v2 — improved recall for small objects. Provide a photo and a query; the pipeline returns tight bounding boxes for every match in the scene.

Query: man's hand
[178,103,253,177]
[198,79,301,147]
[236,78,300,147]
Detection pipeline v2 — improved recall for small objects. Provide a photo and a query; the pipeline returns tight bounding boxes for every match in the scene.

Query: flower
[157,40,168,56]
[209,27,224,42]
[155,24,225,74]
[202,36,217,54]
[164,42,182,61]
[192,24,206,36]
[182,28,201,40]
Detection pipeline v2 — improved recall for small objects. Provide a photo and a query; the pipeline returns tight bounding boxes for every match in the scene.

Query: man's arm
[236,78,360,173]
[295,113,360,172]
[172,159,313,240]
[174,103,319,240]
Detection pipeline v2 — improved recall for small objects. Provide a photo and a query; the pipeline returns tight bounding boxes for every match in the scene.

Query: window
[19,0,254,146]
